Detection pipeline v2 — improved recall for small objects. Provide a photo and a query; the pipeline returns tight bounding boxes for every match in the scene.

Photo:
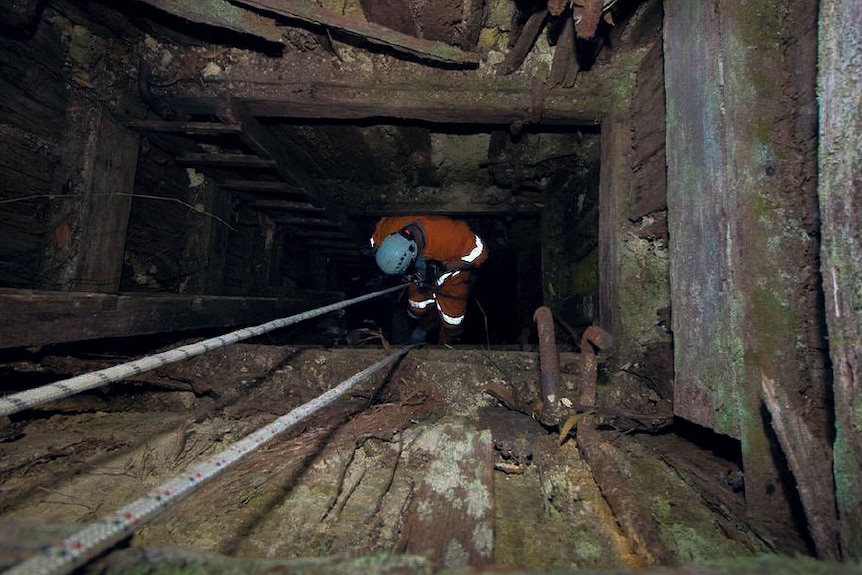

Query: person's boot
[439,327,461,346]
[408,325,428,344]
[409,314,438,344]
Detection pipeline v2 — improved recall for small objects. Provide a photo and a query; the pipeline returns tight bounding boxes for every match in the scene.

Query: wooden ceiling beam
[130,0,284,44]
[223,105,362,236]
[160,88,604,125]
[350,203,543,217]
[232,0,479,67]
[306,240,363,251]
[177,153,277,169]
[221,179,306,194]
[126,120,243,135]
[269,215,341,228]
[298,230,355,240]
[248,199,325,213]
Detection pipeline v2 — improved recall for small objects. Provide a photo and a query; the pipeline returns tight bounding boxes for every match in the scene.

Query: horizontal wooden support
[350,203,543,217]
[126,120,243,135]
[158,84,607,125]
[249,199,325,213]
[178,153,277,169]
[0,289,340,349]
[232,0,479,66]
[300,231,355,240]
[131,0,284,44]
[306,240,363,251]
[221,179,307,195]
[317,251,369,260]
[270,215,341,228]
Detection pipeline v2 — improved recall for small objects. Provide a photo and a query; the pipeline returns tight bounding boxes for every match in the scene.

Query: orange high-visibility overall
[371,215,488,341]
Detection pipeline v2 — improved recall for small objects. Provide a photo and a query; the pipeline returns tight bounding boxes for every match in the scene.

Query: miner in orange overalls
[370,215,488,344]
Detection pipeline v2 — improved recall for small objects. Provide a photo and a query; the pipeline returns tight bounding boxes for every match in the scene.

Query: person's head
[375,229,418,275]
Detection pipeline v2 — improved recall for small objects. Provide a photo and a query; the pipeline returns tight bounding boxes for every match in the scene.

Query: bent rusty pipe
[533,306,561,426]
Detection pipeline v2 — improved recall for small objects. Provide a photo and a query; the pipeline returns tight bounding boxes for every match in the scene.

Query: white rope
[0,284,405,418]
[2,345,414,575]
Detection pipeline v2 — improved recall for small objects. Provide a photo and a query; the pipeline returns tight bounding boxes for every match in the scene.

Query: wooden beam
[221,179,306,195]
[238,87,588,124]
[269,215,340,228]
[177,153,277,169]
[395,423,494,568]
[818,0,862,557]
[0,289,340,349]
[157,84,606,125]
[349,203,542,217]
[126,120,243,135]
[227,106,359,233]
[40,107,139,293]
[179,177,229,295]
[131,0,284,44]
[299,231,354,240]
[232,0,479,67]
[665,0,816,552]
[305,240,363,251]
[496,9,548,75]
[249,199,325,213]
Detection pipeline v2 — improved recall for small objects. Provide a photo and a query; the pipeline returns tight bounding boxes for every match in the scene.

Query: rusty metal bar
[533,306,561,426]
[576,325,614,407]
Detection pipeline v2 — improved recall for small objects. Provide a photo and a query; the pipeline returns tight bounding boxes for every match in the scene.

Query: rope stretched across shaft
[2,345,414,575]
[0,284,405,418]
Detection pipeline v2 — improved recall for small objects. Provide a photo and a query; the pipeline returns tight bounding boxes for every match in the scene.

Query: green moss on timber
[834,424,862,553]
[697,554,862,575]
[753,119,774,152]
[709,300,745,438]
[571,248,598,294]
[729,3,785,99]
[611,55,641,109]
[734,3,782,51]
[95,548,434,575]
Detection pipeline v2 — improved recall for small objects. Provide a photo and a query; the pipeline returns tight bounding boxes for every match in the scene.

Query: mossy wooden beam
[133,0,284,44]
[665,0,823,553]
[0,289,339,349]
[818,0,862,559]
[232,0,480,66]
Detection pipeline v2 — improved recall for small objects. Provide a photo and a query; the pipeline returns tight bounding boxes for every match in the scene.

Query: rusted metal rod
[576,325,614,407]
[533,306,561,426]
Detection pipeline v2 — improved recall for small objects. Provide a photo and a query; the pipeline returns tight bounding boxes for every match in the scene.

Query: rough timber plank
[132,0,284,44]
[39,107,138,293]
[818,0,862,558]
[665,0,819,554]
[395,422,494,569]
[0,289,339,349]
[177,153,276,169]
[125,120,243,135]
[232,0,480,66]
[221,179,306,196]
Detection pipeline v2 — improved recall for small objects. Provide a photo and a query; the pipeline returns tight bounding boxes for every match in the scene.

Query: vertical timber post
[665,0,825,552]
[179,173,229,295]
[818,0,862,559]
[598,116,625,345]
[42,104,139,293]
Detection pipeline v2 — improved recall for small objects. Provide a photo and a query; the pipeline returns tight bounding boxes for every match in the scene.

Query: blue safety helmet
[375,231,417,275]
